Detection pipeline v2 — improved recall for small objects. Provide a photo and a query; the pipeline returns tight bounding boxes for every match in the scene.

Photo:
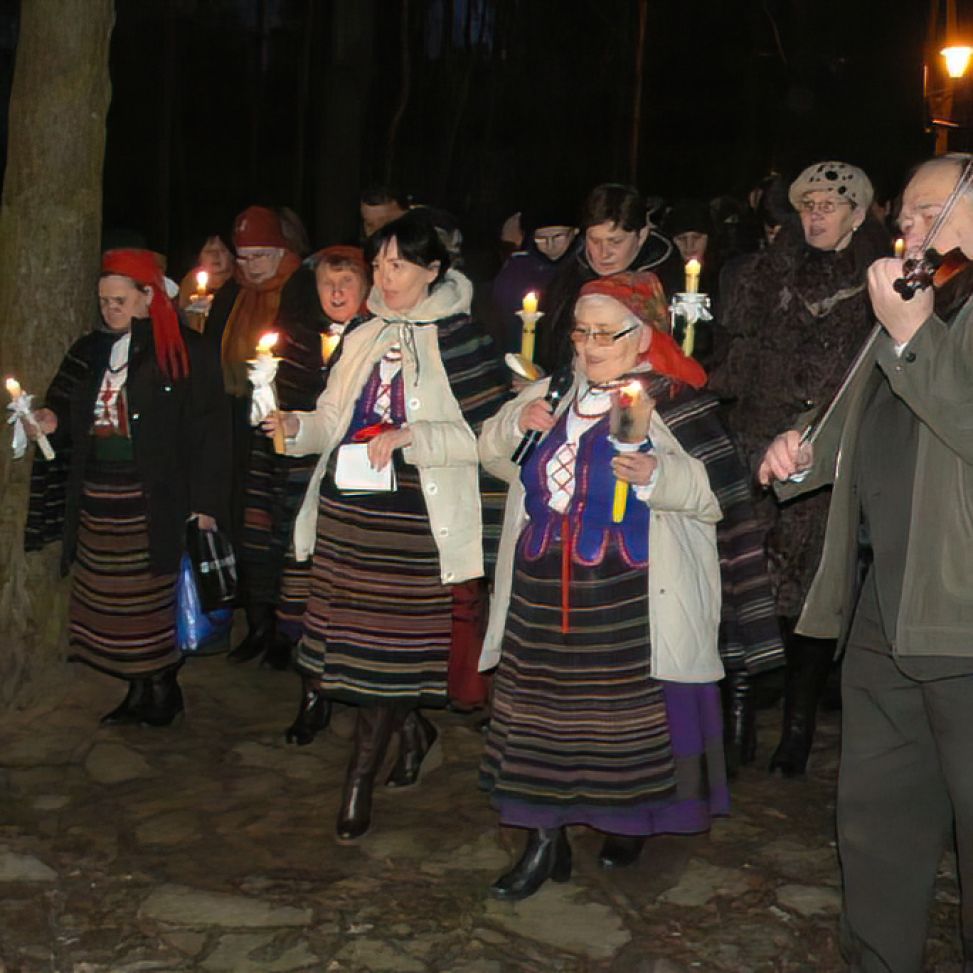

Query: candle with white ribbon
[250,332,286,454]
[6,377,55,461]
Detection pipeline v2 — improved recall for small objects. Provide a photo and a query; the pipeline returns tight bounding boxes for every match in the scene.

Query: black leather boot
[768,634,836,777]
[490,827,572,901]
[137,666,184,727]
[386,710,440,788]
[285,676,332,745]
[99,679,149,726]
[721,669,757,778]
[261,632,293,671]
[227,603,275,664]
[598,834,646,869]
[336,705,396,843]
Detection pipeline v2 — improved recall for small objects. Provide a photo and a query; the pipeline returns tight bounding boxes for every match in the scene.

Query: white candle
[6,377,22,399]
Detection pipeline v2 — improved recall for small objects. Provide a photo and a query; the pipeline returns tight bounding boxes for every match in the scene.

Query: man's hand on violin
[868,257,934,347]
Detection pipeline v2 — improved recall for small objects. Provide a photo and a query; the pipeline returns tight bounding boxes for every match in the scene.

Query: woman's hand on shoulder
[612,452,658,486]
[517,399,555,434]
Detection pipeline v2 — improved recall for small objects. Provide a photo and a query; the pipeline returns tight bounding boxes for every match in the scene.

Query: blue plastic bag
[176,554,233,654]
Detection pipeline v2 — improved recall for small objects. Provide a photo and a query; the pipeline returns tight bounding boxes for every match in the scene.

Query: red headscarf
[579,271,707,390]
[102,248,189,381]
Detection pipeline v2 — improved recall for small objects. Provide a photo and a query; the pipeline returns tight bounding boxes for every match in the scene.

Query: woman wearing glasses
[478,272,732,900]
[711,161,890,777]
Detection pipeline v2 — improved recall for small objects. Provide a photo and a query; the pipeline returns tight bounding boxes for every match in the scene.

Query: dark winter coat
[25,319,231,576]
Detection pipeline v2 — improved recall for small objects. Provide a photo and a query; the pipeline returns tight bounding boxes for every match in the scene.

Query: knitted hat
[102,248,189,380]
[788,162,874,210]
[664,200,713,238]
[233,205,289,250]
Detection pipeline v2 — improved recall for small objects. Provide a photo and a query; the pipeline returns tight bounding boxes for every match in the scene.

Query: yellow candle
[522,291,538,315]
[256,332,279,357]
[685,259,701,294]
[6,377,22,400]
[894,238,905,259]
[321,333,341,363]
[195,269,209,297]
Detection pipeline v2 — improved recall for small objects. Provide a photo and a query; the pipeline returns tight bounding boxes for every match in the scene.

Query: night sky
[0,1,957,274]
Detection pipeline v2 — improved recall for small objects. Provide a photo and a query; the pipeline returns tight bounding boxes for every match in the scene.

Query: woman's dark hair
[365,209,451,288]
[579,183,647,233]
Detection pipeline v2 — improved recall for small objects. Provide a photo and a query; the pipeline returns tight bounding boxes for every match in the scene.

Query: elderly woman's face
[372,238,439,312]
[316,262,367,323]
[571,298,651,385]
[585,221,648,276]
[199,237,233,276]
[237,246,284,285]
[99,275,152,333]
[799,191,862,252]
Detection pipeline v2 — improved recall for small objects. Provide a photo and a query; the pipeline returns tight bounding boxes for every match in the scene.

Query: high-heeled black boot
[768,634,836,777]
[598,834,646,869]
[386,710,440,788]
[721,669,757,778]
[336,705,396,843]
[137,666,184,727]
[226,603,275,664]
[100,679,149,726]
[285,676,332,745]
[489,827,572,901]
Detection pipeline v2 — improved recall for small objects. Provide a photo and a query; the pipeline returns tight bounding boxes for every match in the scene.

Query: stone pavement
[0,657,964,973]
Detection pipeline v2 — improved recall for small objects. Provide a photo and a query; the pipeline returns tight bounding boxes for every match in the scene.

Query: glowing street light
[942,45,973,79]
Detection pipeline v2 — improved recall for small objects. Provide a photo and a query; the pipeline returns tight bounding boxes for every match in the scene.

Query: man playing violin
[760,154,973,973]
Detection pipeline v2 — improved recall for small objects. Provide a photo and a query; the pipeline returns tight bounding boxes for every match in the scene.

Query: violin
[893,157,973,300]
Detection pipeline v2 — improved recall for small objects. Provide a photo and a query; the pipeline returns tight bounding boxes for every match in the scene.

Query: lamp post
[925,1,973,154]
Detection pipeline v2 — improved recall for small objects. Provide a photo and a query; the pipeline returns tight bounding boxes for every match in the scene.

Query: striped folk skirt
[295,461,451,707]
[68,458,181,679]
[238,435,316,639]
[480,534,729,835]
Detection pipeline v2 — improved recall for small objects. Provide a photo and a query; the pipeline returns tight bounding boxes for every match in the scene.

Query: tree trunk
[0,0,114,711]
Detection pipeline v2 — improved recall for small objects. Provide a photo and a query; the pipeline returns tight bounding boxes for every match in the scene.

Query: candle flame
[256,332,279,354]
[321,333,341,363]
[894,238,905,259]
[6,377,22,398]
[522,291,538,315]
[685,258,701,274]
[196,269,209,291]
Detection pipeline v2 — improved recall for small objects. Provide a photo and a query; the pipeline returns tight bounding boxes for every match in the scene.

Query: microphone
[511,365,574,466]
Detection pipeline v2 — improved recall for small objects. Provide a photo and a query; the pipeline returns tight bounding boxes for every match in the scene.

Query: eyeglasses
[569,323,639,346]
[799,199,854,215]
[236,250,279,264]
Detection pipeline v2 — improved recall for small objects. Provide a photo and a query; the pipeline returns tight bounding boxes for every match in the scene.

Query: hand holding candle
[609,380,654,523]
[250,332,286,454]
[6,377,55,461]
[516,291,543,363]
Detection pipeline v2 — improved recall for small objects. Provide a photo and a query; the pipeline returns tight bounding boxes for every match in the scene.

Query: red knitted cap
[233,206,289,250]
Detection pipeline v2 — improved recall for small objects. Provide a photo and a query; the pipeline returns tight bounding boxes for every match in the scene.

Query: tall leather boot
[100,678,149,726]
[227,603,275,664]
[768,634,836,777]
[721,669,757,778]
[490,827,572,901]
[261,632,293,671]
[385,709,440,788]
[137,666,185,727]
[336,705,396,843]
[285,675,332,745]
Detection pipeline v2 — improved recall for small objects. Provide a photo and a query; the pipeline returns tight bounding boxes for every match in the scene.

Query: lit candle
[6,377,22,400]
[684,259,701,294]
[256,332,279,357]
[522,291,538,316]
[894,238,905,259]
[194,269,209,298]
[6,377,55,460]
[321,333,341,364]
[609,380,652,524]
[519,292,539,361]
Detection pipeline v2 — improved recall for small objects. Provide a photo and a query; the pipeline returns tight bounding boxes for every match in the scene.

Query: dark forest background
[0,0,947,274]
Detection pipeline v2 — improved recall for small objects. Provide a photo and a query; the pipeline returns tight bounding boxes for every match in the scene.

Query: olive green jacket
[777,301,973,656]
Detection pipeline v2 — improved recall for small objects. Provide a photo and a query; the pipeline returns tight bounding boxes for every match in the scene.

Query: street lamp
[942,45,973,79]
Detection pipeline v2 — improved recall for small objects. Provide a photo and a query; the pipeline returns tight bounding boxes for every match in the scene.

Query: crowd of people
[17,152,973,971]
